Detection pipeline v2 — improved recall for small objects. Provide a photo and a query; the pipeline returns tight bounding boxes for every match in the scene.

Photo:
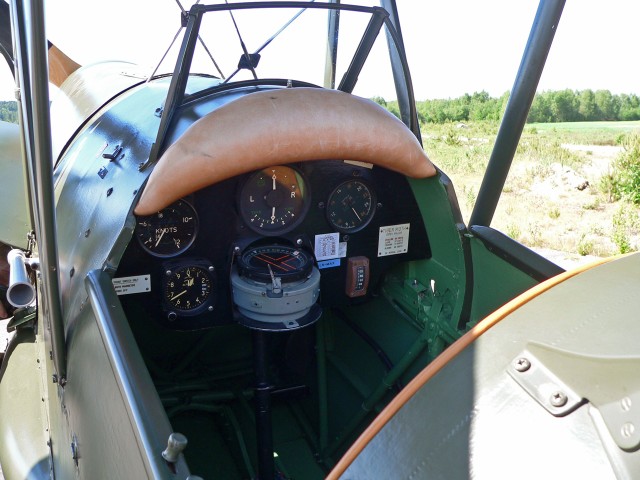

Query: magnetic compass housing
[232,244,321,330]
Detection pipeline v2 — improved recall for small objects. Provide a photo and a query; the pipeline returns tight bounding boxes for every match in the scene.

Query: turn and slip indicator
[345,256,369,298]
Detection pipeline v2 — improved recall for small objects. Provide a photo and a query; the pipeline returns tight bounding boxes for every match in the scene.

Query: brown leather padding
[48,44,81,88]
[135,87,436,215]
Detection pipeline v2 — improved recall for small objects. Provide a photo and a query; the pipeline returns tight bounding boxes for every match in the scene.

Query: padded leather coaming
[135,87,436,215]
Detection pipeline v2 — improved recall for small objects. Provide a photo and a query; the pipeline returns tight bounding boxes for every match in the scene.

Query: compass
[237,245,314,283]
[232,244,320,330]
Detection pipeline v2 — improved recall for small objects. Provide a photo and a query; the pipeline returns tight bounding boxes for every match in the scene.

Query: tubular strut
[469,0,566,227]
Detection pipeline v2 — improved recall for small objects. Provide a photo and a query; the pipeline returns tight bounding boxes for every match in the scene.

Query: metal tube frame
[10,0,66,379]
[143,0,420,170]
[469,0,566,227]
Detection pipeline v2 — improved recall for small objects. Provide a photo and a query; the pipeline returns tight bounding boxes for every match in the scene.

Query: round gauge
[239,166,309,235]
[238,245,314,283]
[163,263,215,316]
[136,199,198,257]
[326,180,376,233]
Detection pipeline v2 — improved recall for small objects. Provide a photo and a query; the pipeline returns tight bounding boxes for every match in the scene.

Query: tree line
[375,89,640,124]
[4,89,640,125]
[0,100,17,123]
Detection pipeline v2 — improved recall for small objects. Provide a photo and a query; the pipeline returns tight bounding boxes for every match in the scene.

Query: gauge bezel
[135,198,199,258]
[326,179,376,233]
[238,165,310,236]
[162,258,216,317]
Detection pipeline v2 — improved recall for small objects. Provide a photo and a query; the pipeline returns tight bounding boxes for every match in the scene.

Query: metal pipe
[323,0,340,89]
[469,0,566,227]
[316,319,329,452]
[325,323,432,457]
[6,249,36,308]
[10,0,66,378]
[252,329,275,479]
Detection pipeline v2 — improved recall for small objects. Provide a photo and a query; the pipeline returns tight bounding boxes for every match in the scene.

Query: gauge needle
[171,290,187,301]
[155,228,166,247]
[271,207,276,222]
[267,264,282,293]
[351,207,362,221]
[272,174,277,190]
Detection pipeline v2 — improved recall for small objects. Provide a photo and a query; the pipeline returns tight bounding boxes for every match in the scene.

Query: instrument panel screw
[165,270,172,276]
[550,391,568,407]
[514,357,531,372]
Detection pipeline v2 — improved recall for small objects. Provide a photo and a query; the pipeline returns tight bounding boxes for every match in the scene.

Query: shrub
[608,133,640,204]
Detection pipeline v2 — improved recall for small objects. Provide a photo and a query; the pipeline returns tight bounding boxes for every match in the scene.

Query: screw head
[514,357,531,372]
[550,391,568,407]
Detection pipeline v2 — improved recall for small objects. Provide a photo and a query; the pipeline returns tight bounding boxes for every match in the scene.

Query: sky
[1,0,639,102]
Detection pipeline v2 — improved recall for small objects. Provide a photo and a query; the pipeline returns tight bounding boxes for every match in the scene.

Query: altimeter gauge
[135,199,198,257]
[326,180,376,233]
[162,259,216,319]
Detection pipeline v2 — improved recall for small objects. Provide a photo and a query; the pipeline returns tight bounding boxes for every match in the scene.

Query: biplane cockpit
[2,1,638,479]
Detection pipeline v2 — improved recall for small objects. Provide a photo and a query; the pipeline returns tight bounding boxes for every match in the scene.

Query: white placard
[112,275,151,295]
[378,223,410,257]
[338,241,348,258]
[314,232,340,260]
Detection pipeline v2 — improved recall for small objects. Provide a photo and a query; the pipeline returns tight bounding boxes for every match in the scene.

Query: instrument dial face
[239,166,309,235]
[136,199,198,257]
[326,180,376,233]
[238,245,313,282]
[164,264,215,315]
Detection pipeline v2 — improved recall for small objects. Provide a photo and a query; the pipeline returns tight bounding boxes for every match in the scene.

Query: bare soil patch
[446,135,639,266]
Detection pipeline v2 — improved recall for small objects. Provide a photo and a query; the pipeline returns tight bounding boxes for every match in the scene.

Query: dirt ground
[451,142,634,268]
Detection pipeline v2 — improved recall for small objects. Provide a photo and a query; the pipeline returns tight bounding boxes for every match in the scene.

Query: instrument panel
[116,160,430,330]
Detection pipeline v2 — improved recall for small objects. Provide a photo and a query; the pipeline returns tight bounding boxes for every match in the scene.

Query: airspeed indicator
[135,199,198,257]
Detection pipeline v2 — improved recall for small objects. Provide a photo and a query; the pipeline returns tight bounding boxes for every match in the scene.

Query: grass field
[527,120,640,146]
[422,120,640,262]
